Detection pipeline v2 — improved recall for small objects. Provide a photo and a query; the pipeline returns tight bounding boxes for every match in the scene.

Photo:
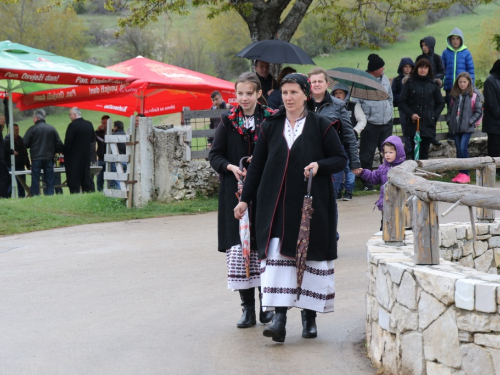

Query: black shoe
[301,310,317,338]
[363,184,377,192]
[335,190,342,200]
[258,287,273,324]
[263,313,287,342]
[237,308,256,328]
[237,288,256,328]
[431,138,441,146]
[342,191,352,201]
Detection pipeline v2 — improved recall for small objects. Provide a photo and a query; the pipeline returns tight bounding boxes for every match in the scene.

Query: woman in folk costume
[209,72,275,328]
[234,73,347,343]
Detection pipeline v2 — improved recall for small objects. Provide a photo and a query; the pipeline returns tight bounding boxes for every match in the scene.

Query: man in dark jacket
[95,115,110,191]
[207,91,230,146]
[64,107,95,194]
[4,124,30,197]
[416,36,445,82]
[24,109,64,196]
[0,115,13,198]
[483,59,500,177]
[255,60,277,100]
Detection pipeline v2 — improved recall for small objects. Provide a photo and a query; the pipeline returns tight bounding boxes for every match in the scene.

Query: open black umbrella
[296,169,314,300]
[235,40,315,65]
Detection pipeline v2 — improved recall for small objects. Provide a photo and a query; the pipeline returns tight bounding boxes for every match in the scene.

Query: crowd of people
[0,107,135,198]
[207,28,500,344]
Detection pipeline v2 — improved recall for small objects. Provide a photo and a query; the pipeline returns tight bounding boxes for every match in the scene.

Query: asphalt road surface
[0,193,478,375]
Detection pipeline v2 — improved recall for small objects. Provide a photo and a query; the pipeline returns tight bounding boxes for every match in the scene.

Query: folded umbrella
[296,169,314,300]
[414,118,421,161]
[326,67,389,101]
[236,156,251,278]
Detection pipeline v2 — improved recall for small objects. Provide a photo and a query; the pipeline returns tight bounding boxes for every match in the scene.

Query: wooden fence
[182,108,488,160]
[383,157,500,265]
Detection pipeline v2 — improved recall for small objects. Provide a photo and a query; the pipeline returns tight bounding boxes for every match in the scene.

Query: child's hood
[420,36,436,55]
[382,135,406,166]
[397,57,415,76]
[447,28,467,51]
[330,82,350,102]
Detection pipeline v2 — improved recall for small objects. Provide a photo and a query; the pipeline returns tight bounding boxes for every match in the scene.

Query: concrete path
[0,194,477,375]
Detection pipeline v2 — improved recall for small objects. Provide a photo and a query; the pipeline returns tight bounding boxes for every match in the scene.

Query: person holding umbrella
[234,73,347,343]
[209,72,275,329]
[398,59,445,160]
[254,60,278,100]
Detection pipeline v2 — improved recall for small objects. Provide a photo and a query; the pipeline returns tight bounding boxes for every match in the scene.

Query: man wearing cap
[352,54,393,191]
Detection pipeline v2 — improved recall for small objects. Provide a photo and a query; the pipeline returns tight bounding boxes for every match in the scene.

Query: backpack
[471,93,483,127]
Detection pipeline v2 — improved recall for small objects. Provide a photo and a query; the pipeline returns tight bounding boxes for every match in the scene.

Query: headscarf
[280,73,314,112]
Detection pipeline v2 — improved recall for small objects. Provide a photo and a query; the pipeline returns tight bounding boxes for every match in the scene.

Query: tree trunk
[236,0,313,42]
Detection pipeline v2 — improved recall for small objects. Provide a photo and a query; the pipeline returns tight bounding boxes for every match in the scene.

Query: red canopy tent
[18,56,236,116]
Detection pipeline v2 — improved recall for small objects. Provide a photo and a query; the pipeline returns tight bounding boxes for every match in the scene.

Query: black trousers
[487,133,500,175]
[359,123,393,170]
[407,136,432,160]
[0,163,9,198]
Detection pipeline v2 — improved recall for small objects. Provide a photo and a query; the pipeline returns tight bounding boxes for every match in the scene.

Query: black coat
[64,117,95,190]
[399,76,445,138]
[416,37,445,80]
[3,134,30,170]
[483,70,500,135]
[209,105,271,252]
[240,111,347,261]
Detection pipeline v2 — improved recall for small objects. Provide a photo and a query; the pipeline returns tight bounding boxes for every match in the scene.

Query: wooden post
[476,163,496,222]
[405,192,412,229]
[105,118,112,191]
[132,117,154,208]
[383,183,405,245]
[126,116,136,209]
[412,197,440,265]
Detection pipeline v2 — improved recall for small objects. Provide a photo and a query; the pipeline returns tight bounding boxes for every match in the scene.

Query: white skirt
[260,238,335,313]
[226,245,261,290]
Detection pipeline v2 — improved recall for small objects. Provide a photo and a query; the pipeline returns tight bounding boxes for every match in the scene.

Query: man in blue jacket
[441,28,475,123]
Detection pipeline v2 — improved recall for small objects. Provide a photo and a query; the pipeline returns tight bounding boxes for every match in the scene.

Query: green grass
[292,3,499,83]
[0,192,218,236]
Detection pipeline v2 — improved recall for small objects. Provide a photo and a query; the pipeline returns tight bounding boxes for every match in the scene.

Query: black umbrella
[235,40,315,65]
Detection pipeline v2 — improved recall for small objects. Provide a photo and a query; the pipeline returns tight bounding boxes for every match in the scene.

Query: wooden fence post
[405,192,413,229]
[383,183,406,245]
[476,163,496,222]
[412,197,440,265]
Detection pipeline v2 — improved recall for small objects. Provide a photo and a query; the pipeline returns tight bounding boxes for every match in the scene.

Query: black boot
[258,287,273,324]
[301,309,317,338]
[263,308,287,343]
[237,288,256,328]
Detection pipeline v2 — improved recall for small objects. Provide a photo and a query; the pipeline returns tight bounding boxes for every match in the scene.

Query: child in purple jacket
[354,135,406,226]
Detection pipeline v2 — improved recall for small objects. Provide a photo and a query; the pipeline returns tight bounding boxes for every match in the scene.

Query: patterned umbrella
[296,169,314,300]
[414,118,422,161]
[326,67,389,101]
[236,156,251,278]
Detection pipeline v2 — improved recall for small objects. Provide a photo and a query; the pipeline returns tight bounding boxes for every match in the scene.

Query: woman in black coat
[483,59,500,177]
[209,72,275,329]
[234,73,347,343]
[399,59,445,160]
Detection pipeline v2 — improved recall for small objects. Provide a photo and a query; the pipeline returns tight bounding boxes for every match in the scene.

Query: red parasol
[296,169,314,300]
[18,56,236,116]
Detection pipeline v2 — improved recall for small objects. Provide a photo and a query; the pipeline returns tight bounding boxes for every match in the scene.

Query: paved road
[0,194,478,375]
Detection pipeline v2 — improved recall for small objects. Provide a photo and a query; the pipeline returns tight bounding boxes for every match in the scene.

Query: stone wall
[440,221,500,275]
[153,125,218,201]
[366,220,500,374]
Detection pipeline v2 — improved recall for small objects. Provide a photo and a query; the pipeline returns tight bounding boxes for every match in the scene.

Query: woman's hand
[227,164,245,181]
[234,202,248,220]
[304,162,319,178]
[411,114,420,121]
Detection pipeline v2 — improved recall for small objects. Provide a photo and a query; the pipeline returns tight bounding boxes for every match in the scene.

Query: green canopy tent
[0,40,135,198]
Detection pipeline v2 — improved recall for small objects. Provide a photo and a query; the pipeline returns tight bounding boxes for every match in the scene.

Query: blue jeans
[7,167,26,198]
[111,162,127,189]
[454,133,472,175]
[31,159,54,196]
[333,150,354,193]
[97,160,105,191]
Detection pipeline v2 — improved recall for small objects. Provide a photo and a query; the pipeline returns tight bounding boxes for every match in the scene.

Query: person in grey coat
[351,54,394,191]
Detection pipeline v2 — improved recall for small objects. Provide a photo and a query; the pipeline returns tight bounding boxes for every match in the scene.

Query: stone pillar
[132,117,154,207]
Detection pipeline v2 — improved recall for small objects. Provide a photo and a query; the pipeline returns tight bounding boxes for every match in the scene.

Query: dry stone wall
[366,220,500,374]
